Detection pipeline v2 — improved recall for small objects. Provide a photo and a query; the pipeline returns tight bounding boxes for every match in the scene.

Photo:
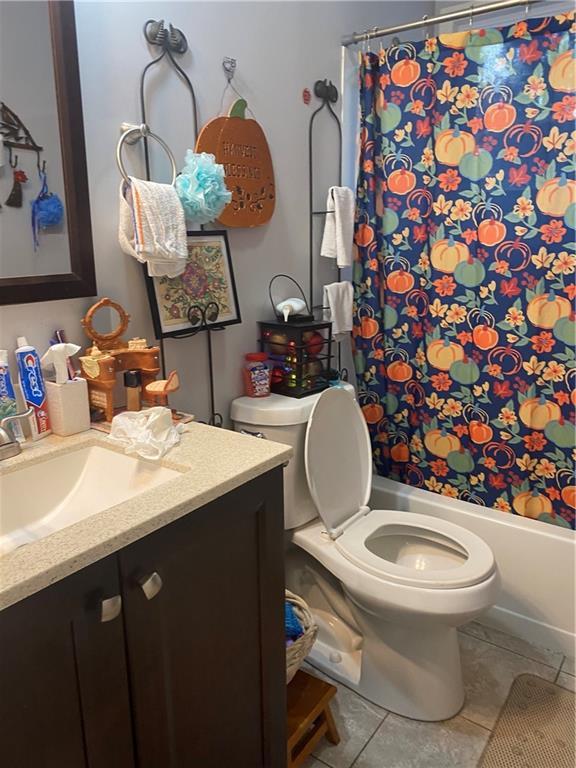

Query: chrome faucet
[0,409,33,460]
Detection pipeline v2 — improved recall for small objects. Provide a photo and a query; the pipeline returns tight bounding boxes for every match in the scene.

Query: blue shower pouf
[285,601,304,641]
[176,150,231,225]
[35,193,64,228]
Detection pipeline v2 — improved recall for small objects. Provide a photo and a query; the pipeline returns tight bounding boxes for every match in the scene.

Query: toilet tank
[230,384,355,529]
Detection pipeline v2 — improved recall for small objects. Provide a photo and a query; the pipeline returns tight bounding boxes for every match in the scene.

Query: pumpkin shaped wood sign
[195,99,275,228]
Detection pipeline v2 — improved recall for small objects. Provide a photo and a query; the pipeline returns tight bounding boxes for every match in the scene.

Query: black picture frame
[145,230,241,340]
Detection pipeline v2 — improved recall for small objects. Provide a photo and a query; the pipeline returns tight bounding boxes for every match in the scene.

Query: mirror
[0,1,96,304]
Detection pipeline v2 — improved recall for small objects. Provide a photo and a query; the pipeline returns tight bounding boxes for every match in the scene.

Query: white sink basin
[0,444,180,554]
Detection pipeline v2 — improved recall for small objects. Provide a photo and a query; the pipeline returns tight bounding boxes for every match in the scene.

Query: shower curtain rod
[341,0,541,47]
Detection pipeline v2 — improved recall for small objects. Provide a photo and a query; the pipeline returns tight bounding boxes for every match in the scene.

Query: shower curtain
[353,11,575,529]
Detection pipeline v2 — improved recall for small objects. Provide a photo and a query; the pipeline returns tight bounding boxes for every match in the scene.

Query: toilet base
[285,544,478,721]
[308,612,465,721]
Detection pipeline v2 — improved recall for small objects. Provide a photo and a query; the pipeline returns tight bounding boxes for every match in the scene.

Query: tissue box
[46,379,91,436]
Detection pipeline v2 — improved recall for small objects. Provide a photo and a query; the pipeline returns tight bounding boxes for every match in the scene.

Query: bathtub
[370,476,576,656]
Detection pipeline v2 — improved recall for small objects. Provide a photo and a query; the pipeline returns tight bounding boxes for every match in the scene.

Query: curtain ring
[423,15,430,41]
[469,4,474,29]
[525,2,530,16]
[367,27,377,53]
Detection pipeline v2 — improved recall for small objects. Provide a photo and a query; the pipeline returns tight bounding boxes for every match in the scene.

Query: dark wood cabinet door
[119,468,286,768]
[0,556,135,768]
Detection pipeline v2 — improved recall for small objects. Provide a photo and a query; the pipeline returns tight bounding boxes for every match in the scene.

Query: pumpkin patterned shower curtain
[352,11,576,529]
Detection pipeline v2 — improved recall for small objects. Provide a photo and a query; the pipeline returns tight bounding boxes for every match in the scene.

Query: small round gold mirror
[81,297,130,350]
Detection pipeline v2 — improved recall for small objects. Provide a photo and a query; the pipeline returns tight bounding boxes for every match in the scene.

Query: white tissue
[108,407,185,460]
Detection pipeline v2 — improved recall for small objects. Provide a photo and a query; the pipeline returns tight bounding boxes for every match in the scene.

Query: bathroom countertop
[0,424,292,611]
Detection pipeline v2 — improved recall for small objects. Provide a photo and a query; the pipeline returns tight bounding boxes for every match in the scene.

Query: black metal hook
[144,19,188,54]
[35,150,46,175]
[313,79,339,105]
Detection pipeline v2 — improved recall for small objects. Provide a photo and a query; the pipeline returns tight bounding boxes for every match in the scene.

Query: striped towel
[119,177,188,278]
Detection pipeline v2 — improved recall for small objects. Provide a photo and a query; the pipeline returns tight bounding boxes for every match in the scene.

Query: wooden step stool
[286,669,340,768]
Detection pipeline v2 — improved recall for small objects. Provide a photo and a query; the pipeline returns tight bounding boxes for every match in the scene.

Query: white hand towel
[323,282,353,343]
[119,177,188,278]
[320,186,355,268]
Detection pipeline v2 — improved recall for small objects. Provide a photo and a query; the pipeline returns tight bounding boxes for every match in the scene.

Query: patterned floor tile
[302,758,330,768]
[353,713,489,768]
[557,671,576,692]
[303,664,387,768]
[460,621,564,670]
[561,655,575,676]
[459,632,557,730]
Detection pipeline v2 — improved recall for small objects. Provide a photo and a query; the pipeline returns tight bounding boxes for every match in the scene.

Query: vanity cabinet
[0,469,286,768]
[0,555,135,768]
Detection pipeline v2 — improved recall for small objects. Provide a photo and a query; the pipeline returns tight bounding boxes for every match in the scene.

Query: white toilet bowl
[231,386,499,721]
[290,511,499,720]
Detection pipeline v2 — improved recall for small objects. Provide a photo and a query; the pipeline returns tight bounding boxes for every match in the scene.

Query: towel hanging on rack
[118,178,188,278]
[116,124,187,277]
[320,186,355,268]
[323,281,353,343]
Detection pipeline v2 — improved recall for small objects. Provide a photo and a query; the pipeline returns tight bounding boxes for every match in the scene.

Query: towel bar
[116,123,177,185]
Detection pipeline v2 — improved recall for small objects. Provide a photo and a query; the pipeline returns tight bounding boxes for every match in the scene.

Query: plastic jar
[243,353,271,397]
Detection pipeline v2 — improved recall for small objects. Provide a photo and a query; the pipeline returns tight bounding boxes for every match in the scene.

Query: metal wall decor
[1,102,43,209]
[308,78,343,369]
[0,101,43,153]
[138,18,198,180]
[308,79,342,309]
[124,20,241,426]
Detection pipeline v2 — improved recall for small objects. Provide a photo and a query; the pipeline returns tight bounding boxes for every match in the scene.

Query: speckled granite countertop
[0,424,291,611]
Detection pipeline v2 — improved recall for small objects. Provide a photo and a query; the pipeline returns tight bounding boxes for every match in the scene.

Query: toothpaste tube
[15,336,51,440]
[0,350,24,441]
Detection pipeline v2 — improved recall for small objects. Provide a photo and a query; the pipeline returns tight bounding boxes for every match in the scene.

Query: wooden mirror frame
[0,1,96,305]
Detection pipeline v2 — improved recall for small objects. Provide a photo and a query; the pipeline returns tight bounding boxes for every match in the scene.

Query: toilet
[231,385,500,721]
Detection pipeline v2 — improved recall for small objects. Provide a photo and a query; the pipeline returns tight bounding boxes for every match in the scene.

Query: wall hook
[143,18,188,54]
[35,150,46,175]
[313,79,338,105]
[222,56,237,83]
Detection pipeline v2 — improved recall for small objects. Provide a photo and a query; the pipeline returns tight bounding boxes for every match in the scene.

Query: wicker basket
[286,590,317,684]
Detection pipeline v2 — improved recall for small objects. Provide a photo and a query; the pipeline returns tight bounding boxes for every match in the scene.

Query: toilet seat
[336,510,495,589]
[304,388,495,590]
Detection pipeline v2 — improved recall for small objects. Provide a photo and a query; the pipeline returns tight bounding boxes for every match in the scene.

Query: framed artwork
[146,230,241,339]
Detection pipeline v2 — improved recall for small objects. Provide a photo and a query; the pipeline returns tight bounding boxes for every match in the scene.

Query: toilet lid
[305,388,372,535]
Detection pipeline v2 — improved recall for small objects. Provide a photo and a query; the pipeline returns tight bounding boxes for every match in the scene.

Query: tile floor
[302,622,575,768]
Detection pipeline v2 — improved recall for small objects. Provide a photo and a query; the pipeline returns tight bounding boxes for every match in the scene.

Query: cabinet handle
[100,595,122,623]
[139,571,163,601]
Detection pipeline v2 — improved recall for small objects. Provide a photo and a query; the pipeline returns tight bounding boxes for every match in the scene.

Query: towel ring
[116,124,177,184]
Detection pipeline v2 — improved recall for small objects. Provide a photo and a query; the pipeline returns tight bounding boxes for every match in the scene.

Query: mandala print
[353,12,576,529]
[157,240,232,323]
